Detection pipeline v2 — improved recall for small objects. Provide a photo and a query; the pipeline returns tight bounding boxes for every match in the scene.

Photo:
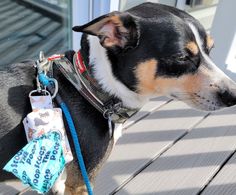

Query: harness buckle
[103,101,120,117]
[103,102,124,138]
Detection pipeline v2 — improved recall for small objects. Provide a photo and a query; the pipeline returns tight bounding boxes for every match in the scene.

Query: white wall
[210,0,236,78]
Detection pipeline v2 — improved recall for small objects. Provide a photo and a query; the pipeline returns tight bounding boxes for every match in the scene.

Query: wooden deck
[1,97,236,195]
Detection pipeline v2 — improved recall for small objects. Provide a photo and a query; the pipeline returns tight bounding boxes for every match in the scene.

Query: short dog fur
[1,3,236,195]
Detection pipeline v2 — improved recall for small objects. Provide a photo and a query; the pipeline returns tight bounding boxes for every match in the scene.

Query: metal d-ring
[103,102,123,120]
[48,78,58,99]
[103,109,114,119]
[29,89,51,97]
[29,77,58,99]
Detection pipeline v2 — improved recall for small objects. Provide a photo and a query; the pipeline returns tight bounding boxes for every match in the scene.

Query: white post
[72,0,113,51]
[93,0,111,18]
[210,0,236,79]
[72,0,90,51]
[176,0,186,10]
[110,0,120,11]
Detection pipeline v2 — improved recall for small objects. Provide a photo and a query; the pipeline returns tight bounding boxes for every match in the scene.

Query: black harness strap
[53,51,138,123]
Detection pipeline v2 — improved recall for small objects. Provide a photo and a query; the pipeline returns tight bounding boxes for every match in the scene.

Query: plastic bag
[4,131,65,193]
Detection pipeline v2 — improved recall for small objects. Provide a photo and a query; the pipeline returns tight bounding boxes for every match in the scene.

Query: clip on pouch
[22,107,73,163]
[25,90,73,163]
[4,90,73,193]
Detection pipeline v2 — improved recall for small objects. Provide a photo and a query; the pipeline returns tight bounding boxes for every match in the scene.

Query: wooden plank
[0,181,25,195]
[23,190,39,195]
[0,181,42,195]
[117,106,236,195]
[202,152,236,195]
[123,97,171,129]
[94,101,207,195]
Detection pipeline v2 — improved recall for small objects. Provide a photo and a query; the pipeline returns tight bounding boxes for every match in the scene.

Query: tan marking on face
[135,57,208,97]
[135,59,158,94]
[181,71,203,92]
[186,41,199,55]
[136,60,206,96]
[155,77,180,95]
[135,59,186,95]
[154,70,204,97]
[206,35,214,49]
[179,66,210,101]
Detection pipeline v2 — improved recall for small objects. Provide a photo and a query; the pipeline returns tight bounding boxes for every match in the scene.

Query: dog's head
[73,2,236,111]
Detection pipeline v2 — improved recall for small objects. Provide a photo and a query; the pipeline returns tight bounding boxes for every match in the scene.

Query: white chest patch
[88,35,149,109]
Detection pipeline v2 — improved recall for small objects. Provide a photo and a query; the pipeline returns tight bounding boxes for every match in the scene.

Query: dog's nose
[218,90,236,107]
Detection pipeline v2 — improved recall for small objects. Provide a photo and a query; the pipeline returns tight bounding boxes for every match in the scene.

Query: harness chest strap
[53,51,138,124]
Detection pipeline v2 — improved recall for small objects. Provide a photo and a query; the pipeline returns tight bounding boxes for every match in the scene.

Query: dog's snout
[217,90,236,107]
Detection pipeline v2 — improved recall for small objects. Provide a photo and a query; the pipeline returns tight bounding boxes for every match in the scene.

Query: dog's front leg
[65,185,89,195]
[64,162,95,195]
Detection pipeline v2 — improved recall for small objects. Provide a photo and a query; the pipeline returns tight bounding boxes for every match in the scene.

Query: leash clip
[38,73,59,99]
[37,51,53,75]
[35,51,59,99]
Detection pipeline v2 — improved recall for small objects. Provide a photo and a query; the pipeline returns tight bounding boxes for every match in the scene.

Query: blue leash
[38,73,93,195]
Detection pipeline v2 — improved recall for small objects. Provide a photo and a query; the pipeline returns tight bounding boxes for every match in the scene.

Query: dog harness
[53,51,138,124]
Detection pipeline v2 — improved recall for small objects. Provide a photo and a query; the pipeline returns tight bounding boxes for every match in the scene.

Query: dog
[1,2,236,195]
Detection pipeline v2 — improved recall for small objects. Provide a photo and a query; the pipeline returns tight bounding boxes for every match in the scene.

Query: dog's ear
[72,11,139,50]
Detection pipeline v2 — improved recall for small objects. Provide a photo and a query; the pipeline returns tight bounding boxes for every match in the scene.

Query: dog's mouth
[170,92,233,111]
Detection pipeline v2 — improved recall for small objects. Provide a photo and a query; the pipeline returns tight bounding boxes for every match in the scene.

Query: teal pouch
[3,131,66,193]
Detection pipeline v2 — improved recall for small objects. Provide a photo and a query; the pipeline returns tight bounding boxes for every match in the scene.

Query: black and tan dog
[1,2,236,195]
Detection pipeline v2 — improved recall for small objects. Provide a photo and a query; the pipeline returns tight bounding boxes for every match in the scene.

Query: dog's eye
[176,55,188,62]
[175,53,200,69]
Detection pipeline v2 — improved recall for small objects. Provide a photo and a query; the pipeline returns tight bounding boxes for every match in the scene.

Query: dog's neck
[86,35,149,109]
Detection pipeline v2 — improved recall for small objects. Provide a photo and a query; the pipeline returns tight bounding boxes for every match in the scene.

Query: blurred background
[0,0,235,79]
